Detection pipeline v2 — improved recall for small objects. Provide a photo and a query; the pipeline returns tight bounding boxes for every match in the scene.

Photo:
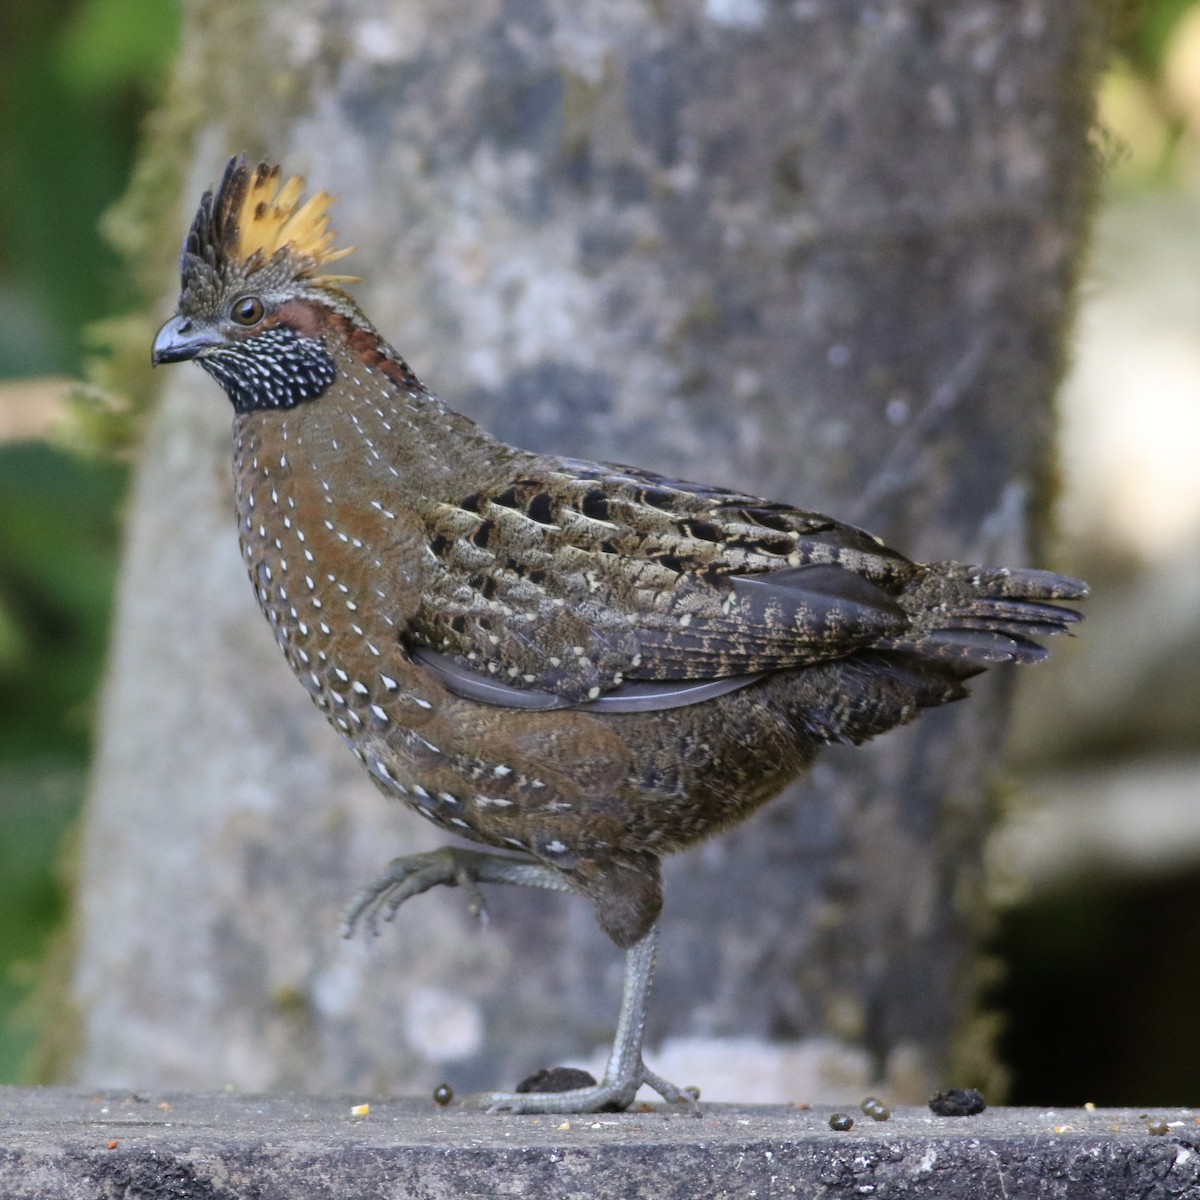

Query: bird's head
[152,156,361,413]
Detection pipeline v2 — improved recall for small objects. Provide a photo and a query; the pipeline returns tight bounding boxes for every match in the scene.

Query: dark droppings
[515,1066,598,1094]
[929,1088,987,1117]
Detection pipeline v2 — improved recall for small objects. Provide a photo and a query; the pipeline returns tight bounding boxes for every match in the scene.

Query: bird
[152,156,1086,1114]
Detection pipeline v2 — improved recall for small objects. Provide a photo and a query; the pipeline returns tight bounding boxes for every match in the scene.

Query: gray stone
[2,1089,1198,1200]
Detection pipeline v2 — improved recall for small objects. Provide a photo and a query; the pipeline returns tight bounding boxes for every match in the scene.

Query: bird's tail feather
[881,565,1087,666]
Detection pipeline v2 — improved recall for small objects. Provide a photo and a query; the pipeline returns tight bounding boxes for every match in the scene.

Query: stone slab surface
[1,1089,1198,1198]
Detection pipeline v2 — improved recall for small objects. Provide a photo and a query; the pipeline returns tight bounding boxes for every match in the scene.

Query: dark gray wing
[412,645,766,713]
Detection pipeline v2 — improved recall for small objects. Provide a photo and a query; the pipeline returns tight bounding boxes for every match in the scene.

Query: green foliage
[1101,0,1200,191]
[1121,0,1199,72]
[0,770,81,1082]
[66,313,162,456]
[0,0,175,1081]
[57,0,180,96]
[0,0,178,380]
[0,442,126,765]
[0,440,126,1081]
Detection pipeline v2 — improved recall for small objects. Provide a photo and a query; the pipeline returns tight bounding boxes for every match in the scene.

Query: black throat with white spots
[202,327,337,413]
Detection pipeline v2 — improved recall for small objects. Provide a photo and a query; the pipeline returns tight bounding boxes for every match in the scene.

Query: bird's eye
[230,296,265,326]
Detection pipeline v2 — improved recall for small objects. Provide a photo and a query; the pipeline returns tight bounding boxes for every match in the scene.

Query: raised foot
[461,1062,699,1115]
[342,846,486,937]
[343,846,571,938]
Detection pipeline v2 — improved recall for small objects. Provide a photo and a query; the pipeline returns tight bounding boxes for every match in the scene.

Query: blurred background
[0,0,1196,1103]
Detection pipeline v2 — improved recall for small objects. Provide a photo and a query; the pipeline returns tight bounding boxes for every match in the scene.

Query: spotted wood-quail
[152,157,1086,1113]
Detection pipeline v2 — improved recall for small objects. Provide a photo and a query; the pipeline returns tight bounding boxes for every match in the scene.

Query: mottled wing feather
[408,458,920,703]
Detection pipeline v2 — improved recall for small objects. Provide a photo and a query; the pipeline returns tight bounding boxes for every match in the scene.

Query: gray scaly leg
[345,849,694,1114]
[467,924,696,1114]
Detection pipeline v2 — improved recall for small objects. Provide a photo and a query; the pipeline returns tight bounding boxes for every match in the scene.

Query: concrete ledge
[1,1088,1197,1199]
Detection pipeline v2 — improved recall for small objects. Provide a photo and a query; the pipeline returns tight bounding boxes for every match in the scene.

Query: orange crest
[234,163,358,284]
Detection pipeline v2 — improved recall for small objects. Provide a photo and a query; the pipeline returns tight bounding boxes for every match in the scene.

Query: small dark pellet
[515,1066,598,1094]
[929,1088,986,1117]
[433,1083,453,1107]
[829,1112,854,1131]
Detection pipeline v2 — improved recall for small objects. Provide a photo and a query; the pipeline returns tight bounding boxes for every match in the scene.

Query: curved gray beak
[152,315,223,365]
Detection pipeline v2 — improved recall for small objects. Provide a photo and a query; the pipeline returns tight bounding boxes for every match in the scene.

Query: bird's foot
[343,846,571,938]
[342,847,490,936]
[461,1060,698,1115]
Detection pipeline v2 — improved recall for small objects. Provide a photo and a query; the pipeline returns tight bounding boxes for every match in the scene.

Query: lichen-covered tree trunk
[68,0,1102,1100]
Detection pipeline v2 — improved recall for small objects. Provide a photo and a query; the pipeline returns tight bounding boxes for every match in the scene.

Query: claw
[343,852,462,938]
[453,871,489,923]
[343,846,571,940]
[456,926,694,1116]
[458,1059,699,1115]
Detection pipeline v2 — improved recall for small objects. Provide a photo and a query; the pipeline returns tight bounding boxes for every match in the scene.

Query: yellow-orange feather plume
[234,163,358,285]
